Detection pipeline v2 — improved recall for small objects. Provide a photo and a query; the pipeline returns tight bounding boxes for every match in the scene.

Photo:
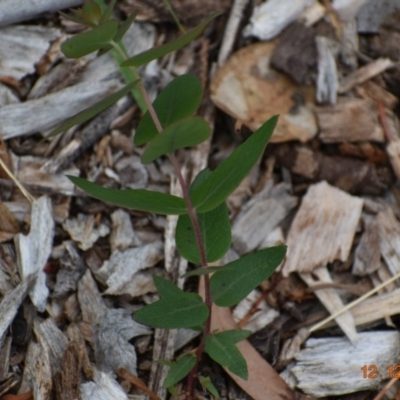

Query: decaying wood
[270,22,317,85]
[316,97,384,142]
[357,0,400,33]
[0,0,83,27]
[283,181,363,275]
[286,331,400,397]
[360,80,399,109]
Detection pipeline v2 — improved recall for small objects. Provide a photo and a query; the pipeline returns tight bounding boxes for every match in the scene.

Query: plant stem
[112,41,213,399]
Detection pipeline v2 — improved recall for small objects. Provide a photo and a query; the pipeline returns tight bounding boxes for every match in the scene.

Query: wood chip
[287,331,400,397]
[0,79,122,139]
[283,181,363,276]
[14,197,54,312]
[316,97,384,143]
[339,58,395,93]
[243,0,316,40]
[94,309,150,375]
[0,26,61,79]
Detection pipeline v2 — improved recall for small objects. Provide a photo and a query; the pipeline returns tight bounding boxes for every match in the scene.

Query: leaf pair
[134,276,209,329]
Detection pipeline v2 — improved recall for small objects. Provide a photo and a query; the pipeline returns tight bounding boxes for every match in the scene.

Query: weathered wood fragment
[270,22,317,85]
[94,309,150,375]
[287,331,400,397]
[14,197,53,312]
[283,181,363,275]
[316,97,384,142]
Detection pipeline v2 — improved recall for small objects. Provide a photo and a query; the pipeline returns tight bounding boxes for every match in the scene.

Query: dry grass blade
[117,368,162,400]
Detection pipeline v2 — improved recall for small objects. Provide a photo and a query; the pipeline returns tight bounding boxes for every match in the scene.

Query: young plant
[55,2,286,399]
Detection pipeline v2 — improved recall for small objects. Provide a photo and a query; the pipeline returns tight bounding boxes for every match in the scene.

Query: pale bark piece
[33,318,68,373]
[22,341,52,400]
[211,42,317,143]
[77,270,107,325]
[11,155,79,196]
[0,79,121,139]
[0,84,19,106]
[376,207,400,277]
[316,98,384,143]
[298,1,326,26]
[0,25,61,79]
[283,181,363,276]
[110,209,140,251]
[353,217,381,275]
[94,309,150,375]
[0,0,83,27]
[0,275,35,343]
[316,36,338,105]
[218,0,249,66]
[301,266,358,343]
[233,289,280,333]
[14,197,54,312]
[232,182,297,254]
[53,241,86,297]
[62,213,110,251]
[341,20,358,70]
[81,369,129,400]
[243,0,316,40]
[339,58,395,93]
[98,241,163,296]
[0,268,13,296]
[288,331,400,397]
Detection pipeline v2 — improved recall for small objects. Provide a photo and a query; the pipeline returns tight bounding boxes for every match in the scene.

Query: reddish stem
[139,78,212,400]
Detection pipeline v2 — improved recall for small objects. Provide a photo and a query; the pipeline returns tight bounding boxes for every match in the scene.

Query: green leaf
[48,81,138,137]
[113,11,138,42]
[81,2,103,25]
[204,330,251,379]
[210,246,286,307]
[181,266,233,278]
[61,19,118,58]
[153,275,182,298]
[191,116,278,213]
[135,74,203,146]
[199,376,220,399]
[141,117,211,164]
[134,291,209,329]
[121,13,219,67]
[99,0,117,23]
[176,168,231,263]
[67,176,187,215]
[163,354,196,388]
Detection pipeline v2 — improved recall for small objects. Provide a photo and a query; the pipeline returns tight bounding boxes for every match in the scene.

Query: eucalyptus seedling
[55,2,286,398]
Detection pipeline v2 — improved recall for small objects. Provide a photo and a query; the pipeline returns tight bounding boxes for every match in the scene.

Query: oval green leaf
[61,19,118,58]
[204,330,250,379]
[210,245,286,307]
[67,176,187,215]
[121,13,219,67]
[163,354,196,388]
[153,275,182,298]
[191,115,278,213]
[134,292,209,329]
[181,266,233,279]
[135,75,203,146]
[176,168,231,263]
[141,117,211,164]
